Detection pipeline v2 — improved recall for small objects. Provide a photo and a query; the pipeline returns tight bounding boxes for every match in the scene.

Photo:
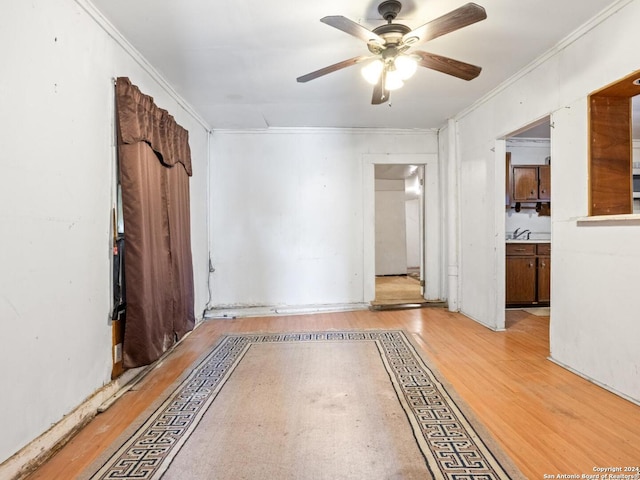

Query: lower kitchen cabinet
[506,256,537,304]
[506,243,550,306]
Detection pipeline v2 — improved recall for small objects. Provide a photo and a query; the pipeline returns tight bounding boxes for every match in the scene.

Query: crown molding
[453,0,636,123]
[211,127,437,135]
[75,0,211,132]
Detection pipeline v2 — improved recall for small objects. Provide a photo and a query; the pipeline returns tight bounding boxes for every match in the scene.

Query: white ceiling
[90,0,622,131]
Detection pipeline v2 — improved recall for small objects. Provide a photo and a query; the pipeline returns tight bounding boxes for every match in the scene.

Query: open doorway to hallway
[371,164,426,307]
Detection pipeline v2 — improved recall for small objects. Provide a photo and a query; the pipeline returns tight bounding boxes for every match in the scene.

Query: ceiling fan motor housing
[378,0,403,21]
[367,1,411,53]
[368,22,411,53]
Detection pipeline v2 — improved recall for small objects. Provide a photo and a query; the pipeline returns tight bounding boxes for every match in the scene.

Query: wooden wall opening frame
[588,69,640,216]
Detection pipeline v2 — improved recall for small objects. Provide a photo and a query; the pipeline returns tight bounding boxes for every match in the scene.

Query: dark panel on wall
[589,95,631,215]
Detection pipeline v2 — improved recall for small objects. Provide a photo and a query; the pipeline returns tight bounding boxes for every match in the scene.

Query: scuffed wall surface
[0,0,209,464]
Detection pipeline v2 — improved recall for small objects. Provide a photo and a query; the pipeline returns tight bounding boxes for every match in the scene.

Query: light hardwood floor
[372,275,425,305]
[26,308,640,479]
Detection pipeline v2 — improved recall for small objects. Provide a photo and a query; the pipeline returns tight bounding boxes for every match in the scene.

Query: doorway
[503,117,552,329]
[371,164,426,307]
[362,153,442,306]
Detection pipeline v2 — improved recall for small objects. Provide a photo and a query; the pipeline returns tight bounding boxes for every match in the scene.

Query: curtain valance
[116,77,192,176]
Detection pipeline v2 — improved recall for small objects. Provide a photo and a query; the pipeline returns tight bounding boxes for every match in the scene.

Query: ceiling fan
[297,1,487,105]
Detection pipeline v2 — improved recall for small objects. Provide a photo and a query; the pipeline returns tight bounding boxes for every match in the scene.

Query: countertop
[505,239,550,244]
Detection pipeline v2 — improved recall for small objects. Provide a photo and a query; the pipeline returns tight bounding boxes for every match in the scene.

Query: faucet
[513,228,531,240]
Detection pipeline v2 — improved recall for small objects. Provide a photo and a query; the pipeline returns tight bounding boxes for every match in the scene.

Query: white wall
[375,179,408,275]
[209,129,438,308]
[0,0,210,466]
[451,0,640,402]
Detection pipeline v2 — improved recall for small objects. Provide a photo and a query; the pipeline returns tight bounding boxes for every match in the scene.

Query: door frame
[362,153,441,303]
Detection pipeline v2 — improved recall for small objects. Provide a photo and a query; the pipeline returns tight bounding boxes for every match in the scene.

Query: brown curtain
[116,77,195,368]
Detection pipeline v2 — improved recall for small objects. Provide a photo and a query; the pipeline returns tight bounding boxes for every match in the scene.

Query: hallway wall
[0,0,210,466]
[375,179,408,276]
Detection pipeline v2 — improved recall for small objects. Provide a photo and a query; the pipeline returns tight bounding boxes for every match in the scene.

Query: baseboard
[205,302,369,319]
[369,301,447,311]
[458,309,506,332]
[547,356,640,407]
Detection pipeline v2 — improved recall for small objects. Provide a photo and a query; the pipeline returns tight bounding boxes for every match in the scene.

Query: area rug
[83,331,524,479]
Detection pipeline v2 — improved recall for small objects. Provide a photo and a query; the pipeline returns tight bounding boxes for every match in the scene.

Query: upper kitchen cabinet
[505,133,551,219]
[513,165,550,202]
[538,165,550,201]
[513,166,539,201]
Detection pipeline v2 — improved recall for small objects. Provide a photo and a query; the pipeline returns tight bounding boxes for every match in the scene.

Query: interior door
[418,167,425,296]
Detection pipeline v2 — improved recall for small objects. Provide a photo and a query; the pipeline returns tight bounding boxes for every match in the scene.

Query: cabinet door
[506,256,537,304]
[538,165,551,201]
[537,256,551,303]
[513,167,539,201]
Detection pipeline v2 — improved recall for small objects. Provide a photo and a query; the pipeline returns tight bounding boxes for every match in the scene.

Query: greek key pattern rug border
[89,331,518,480]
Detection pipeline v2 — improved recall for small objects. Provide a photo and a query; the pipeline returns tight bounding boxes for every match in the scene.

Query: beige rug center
[164,342,428,479]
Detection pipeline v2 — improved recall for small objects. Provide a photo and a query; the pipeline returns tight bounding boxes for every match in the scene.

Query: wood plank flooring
[26,308,640,479]
[372,275,425,305]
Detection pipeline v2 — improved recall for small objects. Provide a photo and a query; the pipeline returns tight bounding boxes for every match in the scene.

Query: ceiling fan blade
[297,56,370,83]
[402,3,487,47]
[413,51,482,81]
[371,74,390,105]
[321,16,385,46]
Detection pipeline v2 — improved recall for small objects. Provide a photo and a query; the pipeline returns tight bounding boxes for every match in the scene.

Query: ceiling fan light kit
[297,1,487,105]
[361,60,384,85]
[394,55,418,79]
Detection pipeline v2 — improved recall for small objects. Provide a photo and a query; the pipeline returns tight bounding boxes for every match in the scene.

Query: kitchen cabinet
[512,165,550,202]
[536,243,551,303]
[538,165,551,201]
[513,166,539,202]
[506,256,537,304]
[506,242,550,306]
